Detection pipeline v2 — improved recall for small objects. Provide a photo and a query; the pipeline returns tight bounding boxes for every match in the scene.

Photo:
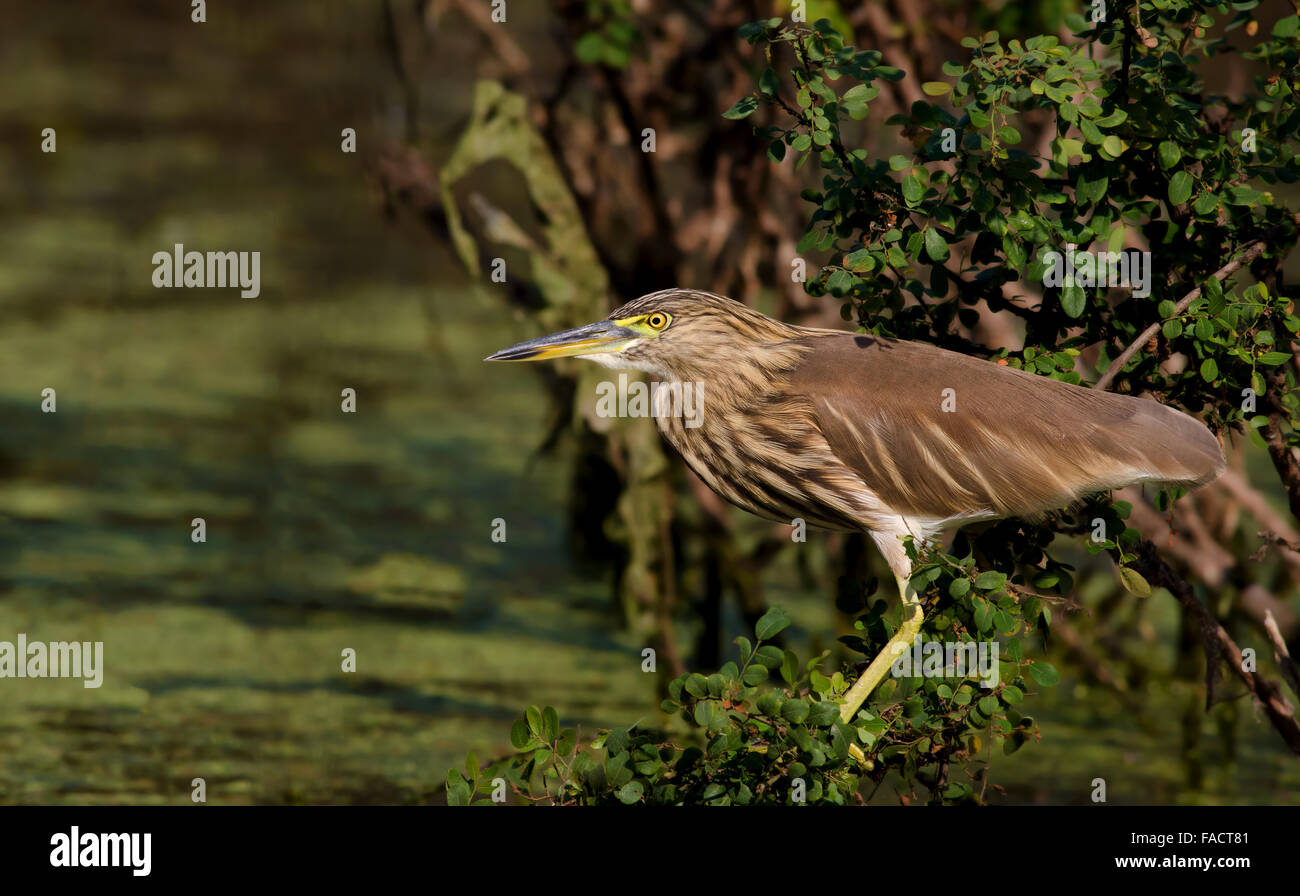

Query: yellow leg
[840,572,925,724]
[841,527,931,768]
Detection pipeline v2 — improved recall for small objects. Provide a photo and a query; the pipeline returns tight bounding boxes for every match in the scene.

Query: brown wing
[784,334,1224,524]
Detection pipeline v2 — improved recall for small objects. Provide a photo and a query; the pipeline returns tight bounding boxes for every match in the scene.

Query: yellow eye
[646,312,669,330]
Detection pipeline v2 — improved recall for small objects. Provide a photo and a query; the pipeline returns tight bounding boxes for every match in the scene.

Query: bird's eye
[647,312,669,330]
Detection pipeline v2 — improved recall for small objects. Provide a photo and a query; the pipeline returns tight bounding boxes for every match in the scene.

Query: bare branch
[1095,239,1270,391]
[1265,610,1300,703]
[1132,540,1300,757]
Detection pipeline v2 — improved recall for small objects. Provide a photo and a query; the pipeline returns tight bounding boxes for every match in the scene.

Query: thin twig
[1264,610,1300,703]
[1094,239,1269,391]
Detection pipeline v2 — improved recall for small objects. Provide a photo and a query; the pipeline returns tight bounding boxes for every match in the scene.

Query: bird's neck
[669,337,811,395]
[641,336,816,452]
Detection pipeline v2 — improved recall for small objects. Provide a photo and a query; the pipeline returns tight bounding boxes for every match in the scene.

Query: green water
[0,1,650,804]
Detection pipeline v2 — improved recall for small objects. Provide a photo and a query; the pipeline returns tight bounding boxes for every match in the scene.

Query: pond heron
[486,289,1226,724]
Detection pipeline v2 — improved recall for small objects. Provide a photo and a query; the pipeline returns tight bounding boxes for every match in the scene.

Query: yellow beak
[484,319,637,362]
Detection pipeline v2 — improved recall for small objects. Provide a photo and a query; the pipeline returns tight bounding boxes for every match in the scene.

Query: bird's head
[485,289,799,379]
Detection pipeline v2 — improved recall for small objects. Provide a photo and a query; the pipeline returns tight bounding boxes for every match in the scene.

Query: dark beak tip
[484,348,535,362]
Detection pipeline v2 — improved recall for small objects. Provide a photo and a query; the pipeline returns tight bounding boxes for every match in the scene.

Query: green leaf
[1199,358,1218,382]
[1119,566,1152,597]
[756,691,784,716]
[605,727,630,754]
[574,32,605,65]
[978,695,999,715]
[1168,171,1193,206]
[755,606,791,641]
[845,248,876,272]
[827,268,855,296]
[722,96,759,120]
[781,699,810,723]
[921,81,952,96]
[808,700,839,726]
[843,84,881,103]
[1157,141,1181,170]
[510,719,531,750]
[1094,109,1127,128]
[902,174,925,206]
[759,67,780,96]
[692,701,714,728]
[616,781,644,804]
[446,775,471,806]
[1027,662,1060,686]
[809,669,831,694]
[973,570,1005,591]
[780,649,800,685]
[1107,223,1126,254]
[1100,135,1123,158]
[1192,192,1218,216]
[1061,283,1086,318]
[924,227,949,262]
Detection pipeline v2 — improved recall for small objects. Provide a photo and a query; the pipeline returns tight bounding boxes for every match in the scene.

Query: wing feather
[784,334,1224,523]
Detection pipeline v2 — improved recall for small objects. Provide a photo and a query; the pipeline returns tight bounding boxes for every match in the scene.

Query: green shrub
[448,602,1053,805]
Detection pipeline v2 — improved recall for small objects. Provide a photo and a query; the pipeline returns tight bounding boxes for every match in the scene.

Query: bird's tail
[1125,400,1226,490]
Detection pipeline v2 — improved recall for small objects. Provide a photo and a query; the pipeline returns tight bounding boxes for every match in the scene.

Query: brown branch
[1009,582,1085,613]
[1095,239,1270,391]
[1260,367,1300,524]
[443,0,531,76]
[1122,488,1234,587]
[1264,610,1300,703]
[1218,469,1300,578]
[1239,585,1298,643]
[1132,539,1300,757]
